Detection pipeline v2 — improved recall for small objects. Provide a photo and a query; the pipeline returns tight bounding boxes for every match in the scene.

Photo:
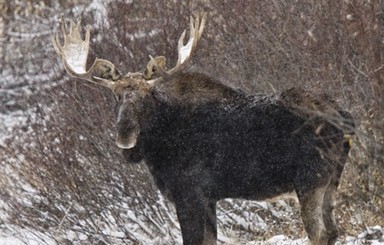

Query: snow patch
[85,0,117,28]
[0,227,56,245]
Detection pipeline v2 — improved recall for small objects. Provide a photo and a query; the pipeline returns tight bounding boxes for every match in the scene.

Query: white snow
[0,228,56,245]
[85,0,114,28]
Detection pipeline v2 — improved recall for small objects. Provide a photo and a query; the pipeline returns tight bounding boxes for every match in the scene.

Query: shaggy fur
[117,72,354,245]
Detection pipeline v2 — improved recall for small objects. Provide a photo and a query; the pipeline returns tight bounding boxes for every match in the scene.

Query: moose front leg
[175,196,207,245]
[203,200,217,245]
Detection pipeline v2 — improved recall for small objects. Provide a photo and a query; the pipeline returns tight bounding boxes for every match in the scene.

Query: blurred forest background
[0,0,383,244]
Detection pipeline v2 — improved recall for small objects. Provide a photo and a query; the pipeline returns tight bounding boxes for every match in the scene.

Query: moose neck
[140,86,185,134]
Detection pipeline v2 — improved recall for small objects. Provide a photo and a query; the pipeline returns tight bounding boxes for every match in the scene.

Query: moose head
[52,14,206,149]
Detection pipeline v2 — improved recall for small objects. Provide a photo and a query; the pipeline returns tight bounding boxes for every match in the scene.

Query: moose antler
[52,15,121,89]
[147,13,207,84]
[53,14,207,89]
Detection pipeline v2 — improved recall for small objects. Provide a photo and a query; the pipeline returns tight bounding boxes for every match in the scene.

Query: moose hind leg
[322,182,339,244]
[297,186,329,245]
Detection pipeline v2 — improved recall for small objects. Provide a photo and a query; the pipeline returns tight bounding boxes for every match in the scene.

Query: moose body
[53,14,354,245]
[120,73,353,245]
[124,86,328,201]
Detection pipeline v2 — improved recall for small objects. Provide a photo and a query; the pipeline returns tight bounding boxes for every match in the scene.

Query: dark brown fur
[115,72,355,245]
[154,72,244,106]
[279,87,340,117]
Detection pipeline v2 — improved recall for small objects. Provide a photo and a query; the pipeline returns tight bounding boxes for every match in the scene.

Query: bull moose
[52,13,355,245]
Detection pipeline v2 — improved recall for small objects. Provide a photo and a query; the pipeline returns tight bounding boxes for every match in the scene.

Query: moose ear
[143,56,167,80]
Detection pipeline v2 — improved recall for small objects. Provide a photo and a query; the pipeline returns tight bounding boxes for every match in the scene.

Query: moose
[52,14,354,245]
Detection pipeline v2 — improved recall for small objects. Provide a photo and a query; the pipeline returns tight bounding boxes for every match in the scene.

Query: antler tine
[197,12,207,39]
[172,13,207,72]
[176,13,206,66]
[52,15,119,90]
[146,12,207,85]
[176,30,187,66]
